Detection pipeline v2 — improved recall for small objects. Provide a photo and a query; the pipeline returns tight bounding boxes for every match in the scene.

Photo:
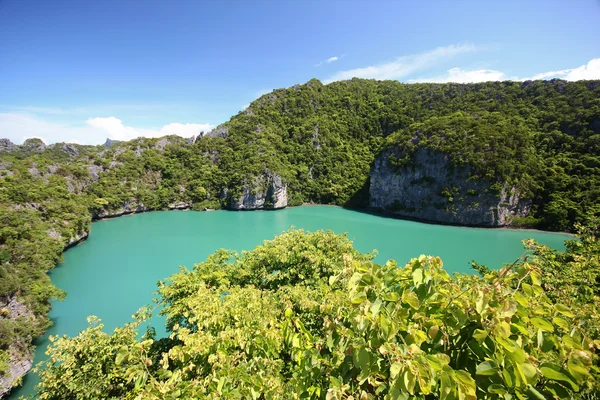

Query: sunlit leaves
[33,229,600,399]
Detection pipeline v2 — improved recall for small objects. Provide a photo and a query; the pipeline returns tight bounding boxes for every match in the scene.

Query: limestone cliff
[229,173,287,210]
[369,148,530,226]
[0,297,35,397]
[94,200,149,219]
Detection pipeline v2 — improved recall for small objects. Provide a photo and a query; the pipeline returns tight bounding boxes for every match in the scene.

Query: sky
[0,0,599,145]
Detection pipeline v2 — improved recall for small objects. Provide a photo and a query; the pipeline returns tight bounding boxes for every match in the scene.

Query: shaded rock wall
[369,148,530,226]
[230,173,287,210]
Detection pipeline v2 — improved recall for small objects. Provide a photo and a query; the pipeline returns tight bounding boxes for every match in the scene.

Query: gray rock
[369,148,530,227]
[87,164,104,181]
[103,138,118,148]
[28,165,39,177]
[186,135,197,145]
[0,346,33,397]
[230,172,287,210]
[95,201,148,219]
[154,138,169,150]
[0,161,13,176]
[312,124,321,149]
[67,230,89,247]
[0,138,17,152]
[0,297,35,397]
[47,228,62,240]
[61,143,79,156]
[168,201,191,210]
[22,138,46,152]
[205,124,229,139]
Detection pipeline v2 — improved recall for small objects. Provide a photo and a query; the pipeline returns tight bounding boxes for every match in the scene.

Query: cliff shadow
[343,176,370,209]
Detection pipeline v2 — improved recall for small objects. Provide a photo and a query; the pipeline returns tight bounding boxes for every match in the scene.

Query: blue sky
[0,0,599,144]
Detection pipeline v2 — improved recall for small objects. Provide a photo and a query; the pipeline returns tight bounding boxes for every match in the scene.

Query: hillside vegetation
[1,78,599,397]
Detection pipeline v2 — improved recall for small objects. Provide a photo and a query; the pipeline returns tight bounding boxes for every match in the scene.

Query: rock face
[168,201,192,210]
[205,124,229,139]
[67,230,89,248]
[0,139,17,152]
[0,296,35,397]
[94,201,148,219]
[22,138,46,152]
[61,143,79,157]
[369,148,530,226]
[230,173,287,210]
[103,138,118,148]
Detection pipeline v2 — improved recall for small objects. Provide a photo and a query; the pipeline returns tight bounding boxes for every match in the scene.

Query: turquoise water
[10,206,571,398]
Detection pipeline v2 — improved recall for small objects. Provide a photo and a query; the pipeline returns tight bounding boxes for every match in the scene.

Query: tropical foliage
[33,229,600,399]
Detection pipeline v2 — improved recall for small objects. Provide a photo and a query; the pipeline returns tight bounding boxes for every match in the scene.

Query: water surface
[11,206,571,398]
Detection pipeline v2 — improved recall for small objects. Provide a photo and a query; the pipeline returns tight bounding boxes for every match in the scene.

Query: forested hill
[1,78,600,395]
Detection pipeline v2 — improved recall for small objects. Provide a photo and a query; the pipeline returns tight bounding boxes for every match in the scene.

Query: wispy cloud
[0,113,213,145]
[409,67,508,83]
[525,58,600,81]
[324,44,476,83]
[314,54,345,67]
[409,58,600,83]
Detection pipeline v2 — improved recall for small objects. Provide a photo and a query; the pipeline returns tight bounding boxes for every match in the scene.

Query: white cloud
[528,69,572,80]
[564,58,600,80]
[410,67,507,83]
[0,113,213,145]
[407,57,600,83]
[324,44,476,82]
[159,122,212,136]
[314,55,344,67]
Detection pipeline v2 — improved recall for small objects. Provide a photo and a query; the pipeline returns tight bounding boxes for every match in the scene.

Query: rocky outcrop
[22,138,46,152]
[205,124,229,139]
[168,201,192,210]
[230,173,287,210]
[0,139,17,152]
[94,201,149,219]
[0,296,35,397]
[0,344,33,397]
[369,148,530,227]
[61,143,79,157]
[103,138,118,148]
[154,138,170,151]
[67,230,89,248]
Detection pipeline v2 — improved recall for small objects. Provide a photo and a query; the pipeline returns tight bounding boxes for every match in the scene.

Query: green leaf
[540,363,579,391]
[472,329,488,342]
[402,291,420,310]
[487,384,507,395]
[527,385,545,400]
[328,275,339,286]
[390,362,402,378]
[530,317,554,332]
[351,292,367,304]
[115,346,128,365]
[382,291,399,302]
[476,360,499,376]
[567,359,589,383]
[554,304,574,318]
[552,317,569,330]
[403,370,416,395]
[412,268,423,286]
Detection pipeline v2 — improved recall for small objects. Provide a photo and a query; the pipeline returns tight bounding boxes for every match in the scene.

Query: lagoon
[10,206,571,398]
